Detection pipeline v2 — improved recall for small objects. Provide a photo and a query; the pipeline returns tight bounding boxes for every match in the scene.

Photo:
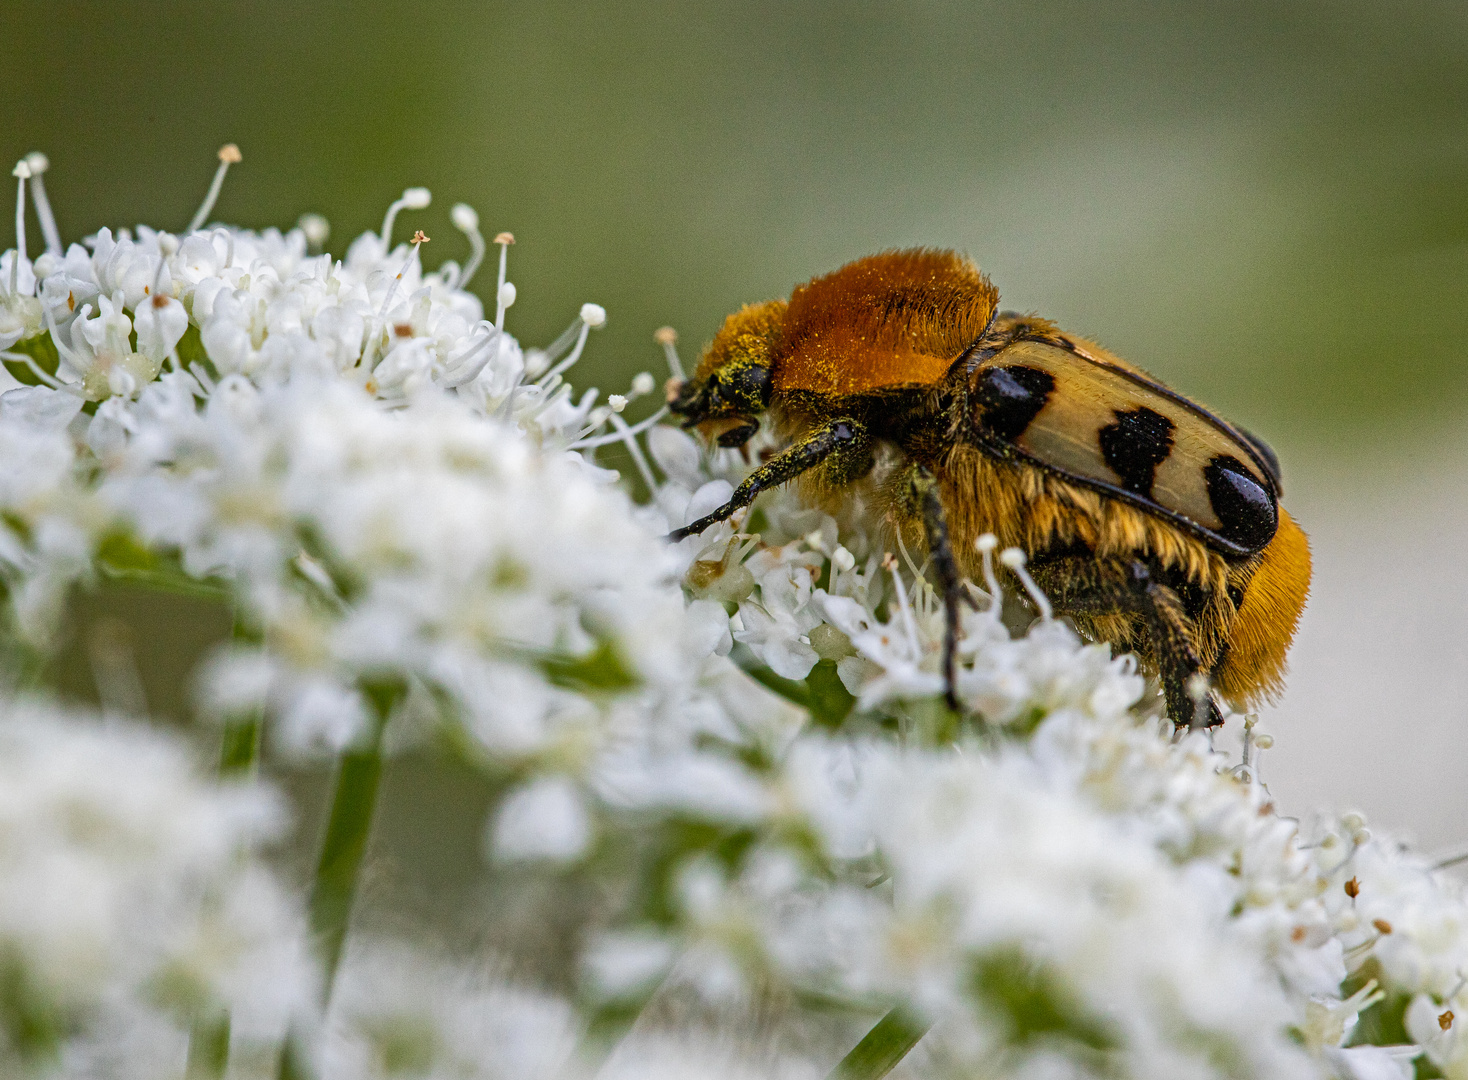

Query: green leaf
[541,638,639,693]
[1,333,61,387]
[828,1006,930,1080]
[95,532,232,600]
[971,947,1118,1055]
[805,658,855,728]
[732,645,810,709]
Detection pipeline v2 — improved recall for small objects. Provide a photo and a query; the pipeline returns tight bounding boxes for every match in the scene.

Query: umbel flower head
[0,145,1463,1080]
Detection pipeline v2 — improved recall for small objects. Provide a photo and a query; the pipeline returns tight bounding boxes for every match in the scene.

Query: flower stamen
[882,552,922,658]
[449,204,486,290]
[24,152,61,255]
[1000,546,1052,620]
[297,213,330,253]
[379,186,431,250]
[188,144,242,234]
[976,533,1002,616]
[493,232,515,330]
[654,325,686,381]
[11,160,29,276]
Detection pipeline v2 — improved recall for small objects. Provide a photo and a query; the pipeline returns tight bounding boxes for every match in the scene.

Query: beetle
[666,249,1310,726]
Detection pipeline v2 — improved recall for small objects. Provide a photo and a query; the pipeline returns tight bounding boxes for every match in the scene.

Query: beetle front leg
[902,466,979,711]
[668,418,871,542]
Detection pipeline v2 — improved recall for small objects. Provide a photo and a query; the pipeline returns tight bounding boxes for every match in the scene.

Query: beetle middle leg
[668,417,872,541]
[899,465,981,711]
[1026,554,1224,728]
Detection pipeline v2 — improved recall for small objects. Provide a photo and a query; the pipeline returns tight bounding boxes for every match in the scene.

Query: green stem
[828,1007,931,1080]
[306,678,402,1000]
[184,1008,231,1080]
[219,713,261,776]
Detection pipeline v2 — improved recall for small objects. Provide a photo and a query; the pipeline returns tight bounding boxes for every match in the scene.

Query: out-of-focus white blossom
[322,938,580,1080]
[0,698,314,1069]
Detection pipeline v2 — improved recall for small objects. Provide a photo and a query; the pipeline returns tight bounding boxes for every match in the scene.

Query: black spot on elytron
[972,364,1055,441]
[1205,455,1278,553]
[1233,422,1282,495]
[1098,407,1175,497]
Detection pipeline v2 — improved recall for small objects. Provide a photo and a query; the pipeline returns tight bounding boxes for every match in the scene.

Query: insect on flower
[667,250,1310,726]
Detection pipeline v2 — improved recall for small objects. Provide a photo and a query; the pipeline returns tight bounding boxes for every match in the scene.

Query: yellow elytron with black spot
[668,250,1310,726]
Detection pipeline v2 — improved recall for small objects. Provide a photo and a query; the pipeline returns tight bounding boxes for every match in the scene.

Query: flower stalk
[307,678,404,999]
[829,1007,931,1080]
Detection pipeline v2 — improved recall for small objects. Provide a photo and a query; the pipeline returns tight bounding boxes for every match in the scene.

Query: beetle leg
[904,466,978,711]
[1132,564,1223,729]
[1025,555,1223,728]
[668,418,871,542]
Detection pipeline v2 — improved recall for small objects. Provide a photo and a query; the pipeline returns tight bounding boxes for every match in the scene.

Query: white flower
[490,775,594,863]
[735,556,824,680]
[0,697,315,1066]
[323,938,580,1080]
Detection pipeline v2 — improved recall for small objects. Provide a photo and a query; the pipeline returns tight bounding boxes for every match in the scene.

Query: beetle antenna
[1000,547,1052,621]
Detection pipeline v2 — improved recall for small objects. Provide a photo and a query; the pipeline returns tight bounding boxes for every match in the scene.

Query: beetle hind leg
[1026,554,1224,728]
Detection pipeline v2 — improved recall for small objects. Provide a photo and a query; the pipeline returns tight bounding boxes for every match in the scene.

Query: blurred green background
[6,1,1468,883]
[7,0,1468,456]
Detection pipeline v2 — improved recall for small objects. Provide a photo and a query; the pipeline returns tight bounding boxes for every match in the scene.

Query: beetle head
[667,300,784,445]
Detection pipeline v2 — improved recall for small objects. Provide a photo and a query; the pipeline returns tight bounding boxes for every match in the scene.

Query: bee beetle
[667,249,1310,727]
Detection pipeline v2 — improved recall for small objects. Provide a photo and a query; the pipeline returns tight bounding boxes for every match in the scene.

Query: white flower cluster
[1,150,1465,1080]
[0,697,312,1074]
